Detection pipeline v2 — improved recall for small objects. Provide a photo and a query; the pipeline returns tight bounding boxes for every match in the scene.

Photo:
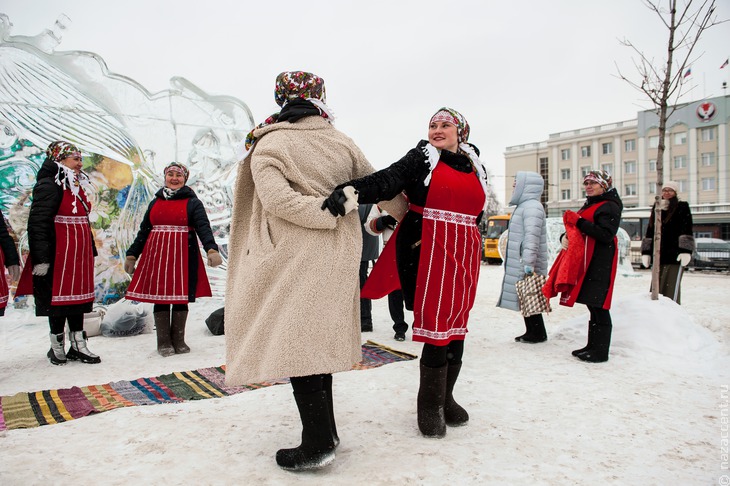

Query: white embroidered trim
[126,291,189,302]
[151,225,189,233]
[412,327,468,340]
[51,292,94,303]
[422,208,477,226]
[54,215,89,224]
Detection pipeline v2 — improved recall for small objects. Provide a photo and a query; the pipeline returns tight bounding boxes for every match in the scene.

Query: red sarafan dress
[126,197,212,304]
[16,175,96,315]
[410,162,485,344]
[0,246,8,311]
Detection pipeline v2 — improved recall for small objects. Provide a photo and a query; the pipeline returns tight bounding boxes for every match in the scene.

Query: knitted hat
[662,181,679,193]
[46,141,81,163]
[163,162,189,182]
[429,107,470,143]
[583,170,612,190]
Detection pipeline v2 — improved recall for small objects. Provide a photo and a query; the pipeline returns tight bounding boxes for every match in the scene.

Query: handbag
[515,273,551,317]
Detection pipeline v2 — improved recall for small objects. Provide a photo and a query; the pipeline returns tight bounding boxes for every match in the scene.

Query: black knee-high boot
[276,390,336,471]
[444,362,469,426]
[322,374,339,447]
[572,321,594,356]
[575,322,612,363]
[515,314,548,343]
[417,363,447,438]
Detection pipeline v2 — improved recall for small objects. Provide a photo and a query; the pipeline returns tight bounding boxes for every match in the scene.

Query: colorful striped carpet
[0,341,416,431]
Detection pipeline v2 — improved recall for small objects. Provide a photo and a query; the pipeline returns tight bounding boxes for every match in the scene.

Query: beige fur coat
[224,116,376,385]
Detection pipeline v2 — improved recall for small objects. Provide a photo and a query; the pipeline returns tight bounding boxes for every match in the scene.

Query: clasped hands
[321,186,359,217]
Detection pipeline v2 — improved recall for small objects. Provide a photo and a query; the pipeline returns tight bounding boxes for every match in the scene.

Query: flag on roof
[683,67,692,78]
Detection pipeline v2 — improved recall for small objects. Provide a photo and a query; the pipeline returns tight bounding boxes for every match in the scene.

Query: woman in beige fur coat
[225,71,374,472]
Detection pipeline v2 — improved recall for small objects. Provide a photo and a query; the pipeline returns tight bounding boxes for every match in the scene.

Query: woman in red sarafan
[0,214,21,317]
[323,107,489,439]
[16,141,100,365]
[124,162,221,357]
[545,170,623,363]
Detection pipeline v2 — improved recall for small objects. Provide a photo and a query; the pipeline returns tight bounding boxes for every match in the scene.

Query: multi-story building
[504,94,730,239]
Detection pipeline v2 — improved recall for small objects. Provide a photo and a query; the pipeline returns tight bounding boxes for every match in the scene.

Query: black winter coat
[0,215,19,268]
[126,186,218,301]
[341,142,482,310]
[27,157,97,316]
[575,188,623,308]
[641,198,694,265]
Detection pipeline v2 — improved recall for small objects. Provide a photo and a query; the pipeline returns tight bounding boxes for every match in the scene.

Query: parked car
[691,238,730,271]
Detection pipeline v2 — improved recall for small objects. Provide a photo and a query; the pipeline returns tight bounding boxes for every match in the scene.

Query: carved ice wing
[0,46,138,165]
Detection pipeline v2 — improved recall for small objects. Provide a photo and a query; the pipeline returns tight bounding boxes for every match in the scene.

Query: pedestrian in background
[641,181,694,304]
[497,171,548,343]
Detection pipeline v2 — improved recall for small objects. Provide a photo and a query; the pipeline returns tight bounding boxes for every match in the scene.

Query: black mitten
[321,188,347,216]
[379,214,398,230]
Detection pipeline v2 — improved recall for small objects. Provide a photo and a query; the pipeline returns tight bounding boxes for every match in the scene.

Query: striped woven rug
[0,341,416,431]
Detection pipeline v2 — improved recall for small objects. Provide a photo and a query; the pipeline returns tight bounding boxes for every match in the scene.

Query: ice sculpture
[0,14,254,302]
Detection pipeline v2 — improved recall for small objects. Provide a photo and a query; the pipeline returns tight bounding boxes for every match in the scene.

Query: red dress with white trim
[16,189,96,308]
[410,161,485,345]
[126,198,212,304]
[0,248,8,312]
[51,190,95,305]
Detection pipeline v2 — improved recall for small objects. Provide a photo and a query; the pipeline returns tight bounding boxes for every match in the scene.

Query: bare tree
[616,0,725,299]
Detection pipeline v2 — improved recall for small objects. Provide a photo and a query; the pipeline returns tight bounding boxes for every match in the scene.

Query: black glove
[321,188,347,216]
[378,214,398,231]
[416,139,430,159]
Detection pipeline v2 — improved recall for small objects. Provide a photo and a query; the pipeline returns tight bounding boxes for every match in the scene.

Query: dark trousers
[388,289,408,333]
[49,314,84,334]
[359,260,372,327]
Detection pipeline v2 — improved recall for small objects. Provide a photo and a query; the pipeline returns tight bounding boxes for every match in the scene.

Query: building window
[701,152,715,166]
[581,166,591,177]
[581,146,591,157]
[602,142,613,155]
[624,161,636,174]
[678,180,687,192]
[601,163,613,175]
[561,168,571,180]
[561,189,571,200]
[561,149,570,160]
[624,184,637,196]
[673,155,687,169]
[624,139,635,152]
[649,136,659,149]
[674,132,687,145]
[701,177,716,191]
[700,127,715,142]
[649,159,656,171]
[648,182,657,194]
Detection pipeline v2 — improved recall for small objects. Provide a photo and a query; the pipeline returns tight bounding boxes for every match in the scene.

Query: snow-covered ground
[1,264,728,485]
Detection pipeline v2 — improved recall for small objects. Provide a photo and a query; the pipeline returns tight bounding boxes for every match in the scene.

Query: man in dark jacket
[641,181,694,304]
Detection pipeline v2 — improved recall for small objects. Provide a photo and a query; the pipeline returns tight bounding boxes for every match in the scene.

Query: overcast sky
[2,0,729,205]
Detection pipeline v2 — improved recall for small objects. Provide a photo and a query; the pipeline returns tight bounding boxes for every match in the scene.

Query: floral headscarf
[421,107,488,205]
[45,140,92,214]
[163,162,189,182]
[240,71,334,159]
[430,107,470,143]
[583,170,612,190]
[46,140,81,162]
